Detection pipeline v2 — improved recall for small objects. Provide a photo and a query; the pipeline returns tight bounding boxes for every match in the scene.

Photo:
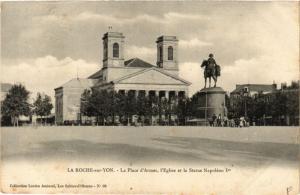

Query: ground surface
[1,126,299,194]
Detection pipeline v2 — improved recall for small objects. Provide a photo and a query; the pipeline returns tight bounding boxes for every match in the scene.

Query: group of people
[209,114,250,127]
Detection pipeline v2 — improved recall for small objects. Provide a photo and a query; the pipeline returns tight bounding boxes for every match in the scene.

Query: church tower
[156,36,178,75]
[102,32,125,68]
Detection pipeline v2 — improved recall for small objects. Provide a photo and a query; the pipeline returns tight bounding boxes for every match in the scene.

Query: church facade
[55,32,191,125]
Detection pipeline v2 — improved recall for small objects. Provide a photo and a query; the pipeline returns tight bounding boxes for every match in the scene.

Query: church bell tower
[102,32,125,68]
[156,36,178,75]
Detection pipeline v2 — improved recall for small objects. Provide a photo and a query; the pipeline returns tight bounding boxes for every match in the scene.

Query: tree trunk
[112,114,115,126]
[11,116,15,127]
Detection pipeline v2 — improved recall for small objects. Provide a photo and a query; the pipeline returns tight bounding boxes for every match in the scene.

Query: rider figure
[207,53,217,74]
[202,53,220,88]
[207,53,217,66]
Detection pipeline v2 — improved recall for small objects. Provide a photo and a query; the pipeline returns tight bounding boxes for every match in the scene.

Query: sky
[1,1,299,100]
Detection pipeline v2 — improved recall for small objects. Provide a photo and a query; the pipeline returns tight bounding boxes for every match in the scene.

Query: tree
[147,95,159,125]
[89,89,107,125]
[1,84,31,126]
[177,96,188,125]
[114,92,127,125]
[33,93,53,125]
[269,92,288,125]
[286,90,299,125]
[80,89,93,117]
[159,97,169,125]
[124,92,137,125]
[136,93,148,125]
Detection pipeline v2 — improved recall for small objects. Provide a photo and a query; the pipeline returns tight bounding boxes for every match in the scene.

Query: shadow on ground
[3,136,299,167]
[3,139,207,164]
[153,136,299,161]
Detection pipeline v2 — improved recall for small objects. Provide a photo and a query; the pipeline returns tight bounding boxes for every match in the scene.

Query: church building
[55,31,191,125]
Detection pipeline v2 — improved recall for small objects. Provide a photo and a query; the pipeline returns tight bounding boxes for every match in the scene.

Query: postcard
[1,1,299,194]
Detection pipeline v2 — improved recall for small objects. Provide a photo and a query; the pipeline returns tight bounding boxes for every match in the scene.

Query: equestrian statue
[201,53,221,88]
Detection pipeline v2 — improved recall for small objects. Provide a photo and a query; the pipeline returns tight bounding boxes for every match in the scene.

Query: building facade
[55,32,191,124]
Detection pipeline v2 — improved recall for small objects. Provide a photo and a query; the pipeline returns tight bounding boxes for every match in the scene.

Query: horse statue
[201,54,221,88]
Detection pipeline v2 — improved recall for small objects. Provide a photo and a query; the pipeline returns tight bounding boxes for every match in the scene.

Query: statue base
[196,87,226,122]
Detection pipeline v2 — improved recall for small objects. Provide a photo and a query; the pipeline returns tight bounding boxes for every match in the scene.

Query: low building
[54,78,96,124]
[229,83,277,112]
[230,83,277,98]
[229,81,299,126]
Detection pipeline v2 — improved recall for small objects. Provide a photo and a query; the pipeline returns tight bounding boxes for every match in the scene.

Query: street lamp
[242,87,249,120]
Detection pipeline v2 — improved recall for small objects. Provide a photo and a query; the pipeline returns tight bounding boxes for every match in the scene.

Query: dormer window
[113,43,119,58]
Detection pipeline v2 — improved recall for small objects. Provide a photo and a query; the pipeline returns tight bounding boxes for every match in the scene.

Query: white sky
[1,1,299,99]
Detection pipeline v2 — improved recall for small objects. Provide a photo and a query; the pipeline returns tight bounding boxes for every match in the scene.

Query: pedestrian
[209,118,213,126]
[239,117,244,128]
[212,114,217,127]
[217,114,222,127]
[223,115,228,127]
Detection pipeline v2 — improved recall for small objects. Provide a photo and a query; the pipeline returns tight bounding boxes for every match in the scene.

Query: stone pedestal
[197,87,226,120]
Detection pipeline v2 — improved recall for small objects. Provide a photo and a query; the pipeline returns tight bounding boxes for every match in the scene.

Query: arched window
[168,46,173,60]
[113,43,119,58]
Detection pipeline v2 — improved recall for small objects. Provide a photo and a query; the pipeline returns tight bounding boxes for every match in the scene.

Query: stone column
[165,90,169,99]
[185,90,188,97]
[135,90,139,98]
[145,90,149,97]
[174,91,178,97]
[155,91,159,97]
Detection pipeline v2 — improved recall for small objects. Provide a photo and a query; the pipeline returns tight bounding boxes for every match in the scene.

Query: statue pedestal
[197,87,226,122]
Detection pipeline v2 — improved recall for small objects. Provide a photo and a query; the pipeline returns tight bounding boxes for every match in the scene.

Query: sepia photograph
[1,1,299,194]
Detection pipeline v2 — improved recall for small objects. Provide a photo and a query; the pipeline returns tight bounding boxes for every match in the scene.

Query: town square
[1,1,299,194]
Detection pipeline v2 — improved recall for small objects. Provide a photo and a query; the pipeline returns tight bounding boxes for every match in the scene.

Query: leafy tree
[148,95,159,125]
[136,93,148,125]
[115,92,128,124]
[86,89,106,125]
[33,93,53,124]
[286,90,299,125]
[177,96,188,125]
[136,93,147,116]
[160,97,169,125]
[187,92,200,118]
[270,92,288,125]
[250,94,266,123]
[80,89,93,117]
[124,92,137,125]
[288,80,299,89]
[1,84,31,126]
[33,93,43,116]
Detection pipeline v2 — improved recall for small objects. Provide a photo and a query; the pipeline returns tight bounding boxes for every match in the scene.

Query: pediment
[114,68,189,85]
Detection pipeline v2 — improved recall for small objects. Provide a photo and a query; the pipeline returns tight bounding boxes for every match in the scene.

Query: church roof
[88,58,154,79]
[124,58,155,68]
[55,78,96,90]
[88,69,103,79]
